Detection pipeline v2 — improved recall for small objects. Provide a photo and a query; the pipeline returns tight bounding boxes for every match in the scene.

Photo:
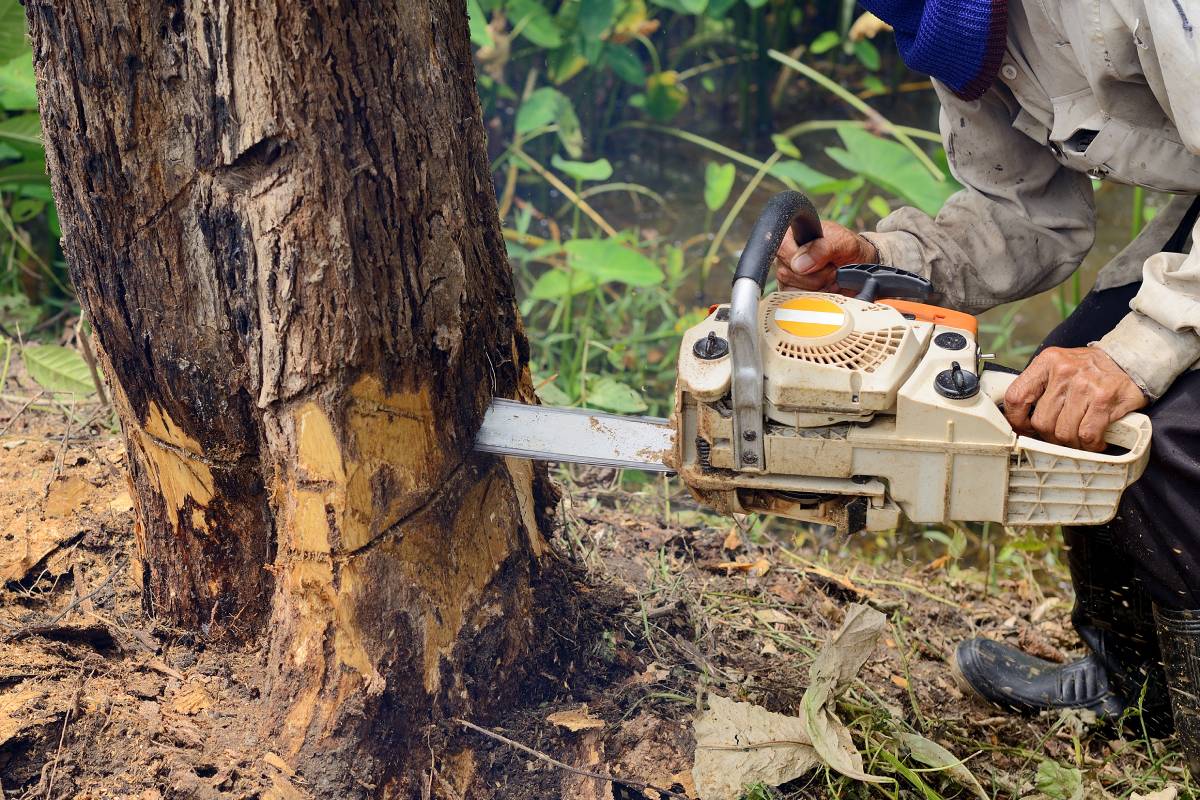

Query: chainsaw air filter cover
[760,292,928,422]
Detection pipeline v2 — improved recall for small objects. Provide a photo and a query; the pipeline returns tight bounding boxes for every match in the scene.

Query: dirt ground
[0,411,1191,799]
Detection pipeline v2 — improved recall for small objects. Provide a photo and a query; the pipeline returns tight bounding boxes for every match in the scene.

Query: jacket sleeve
[1093,6,1200,399]
[1095,222,1200,399]
[861,81,1096,313]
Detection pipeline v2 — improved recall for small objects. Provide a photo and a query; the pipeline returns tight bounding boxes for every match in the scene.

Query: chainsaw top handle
[728,190,822,473]
[732,190,822,288]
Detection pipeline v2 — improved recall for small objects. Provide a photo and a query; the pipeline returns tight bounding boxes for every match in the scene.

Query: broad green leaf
[603,45,646,86]
[578,0,616,37]
[705,0,740,18]
[745,0,769,7]
[867,195,891,219]
[0,56,36,111]
[551,154,613,182]
[703,162,735,211]
[809,31,840,54]
[769,160,836,190]
[771,133,801,159]
[548,42,589,85]
[586,375,647,414]
[515,87,583,157]
[643,71,687,123]
[528,268,597,300]
[0,113,40,155]
[648,0,707,13]
[507,0,563,48]
[0,158,46,187]
[467,0,494,47]
[1035,761,1083,800]
[22,344,95,396]
[0,294,40,332]
[10,196,43,223]
[535,380,572,406]
[564,239,664,286]
[863,75,887,94]
[0,1,26,64]
[825,126,959,216]
[854,39,881,71]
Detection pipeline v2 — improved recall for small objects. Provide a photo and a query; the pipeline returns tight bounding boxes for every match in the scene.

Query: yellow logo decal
[774,297,846,338]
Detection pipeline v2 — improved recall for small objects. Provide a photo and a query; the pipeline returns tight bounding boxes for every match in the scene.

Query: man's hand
[775,220,878,291]
[1003,347,1147,452]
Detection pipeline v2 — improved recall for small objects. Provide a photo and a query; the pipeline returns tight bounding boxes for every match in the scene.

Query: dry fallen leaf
[547,705,605,732]
[712,561,753,573]
[760,640,779,656]
[749,557,771,577]
[693,695,820,800]
[752,609,791,626]
[1132,788,1178,800]
[693,604,888,799]
[848,11,892,41]
[890,675,909,690]
[722,527,742,551]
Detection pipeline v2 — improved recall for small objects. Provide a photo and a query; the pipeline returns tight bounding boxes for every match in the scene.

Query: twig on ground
[455,718,688,799]
[6,559,122,642]
[0,389,44,436]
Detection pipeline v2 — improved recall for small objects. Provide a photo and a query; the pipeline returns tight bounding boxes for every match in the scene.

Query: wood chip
[547,705,605,732]
[264,752,296,776]
[107,490,134,514]
[170,681,214,715]
[721,527,742,551]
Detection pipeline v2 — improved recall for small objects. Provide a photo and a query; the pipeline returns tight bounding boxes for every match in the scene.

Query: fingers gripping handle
[732,191,823,287]
[730,191,821,472]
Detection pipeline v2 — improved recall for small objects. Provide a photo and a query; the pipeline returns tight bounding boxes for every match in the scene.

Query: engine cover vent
[772,327,907,371]
[758,291,927,421]
[762,293,904,372]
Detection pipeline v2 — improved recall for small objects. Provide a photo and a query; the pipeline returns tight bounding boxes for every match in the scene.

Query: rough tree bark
[28,1,561,794]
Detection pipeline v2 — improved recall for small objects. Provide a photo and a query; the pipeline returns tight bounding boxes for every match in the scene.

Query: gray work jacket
[864,0,1200,398]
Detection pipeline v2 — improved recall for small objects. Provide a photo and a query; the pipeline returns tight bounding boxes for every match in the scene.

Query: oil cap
[934,361,980,400]
[693,331,729,360]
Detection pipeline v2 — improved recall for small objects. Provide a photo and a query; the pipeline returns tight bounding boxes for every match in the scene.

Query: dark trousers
[1038,283,1200,611]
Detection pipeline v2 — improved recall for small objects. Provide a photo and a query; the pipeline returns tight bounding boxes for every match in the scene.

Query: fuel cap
[934,361,980,400]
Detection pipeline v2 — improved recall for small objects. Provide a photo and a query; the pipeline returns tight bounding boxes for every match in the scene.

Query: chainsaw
[477,191,1152,534]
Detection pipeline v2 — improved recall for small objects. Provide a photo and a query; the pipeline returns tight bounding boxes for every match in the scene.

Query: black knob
[934,332,968,351]
[934,361,980,400]
[693,331,730,360]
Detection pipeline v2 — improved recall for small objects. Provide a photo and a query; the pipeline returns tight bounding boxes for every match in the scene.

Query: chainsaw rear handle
[732,190,823,288]
[835,264,933,303]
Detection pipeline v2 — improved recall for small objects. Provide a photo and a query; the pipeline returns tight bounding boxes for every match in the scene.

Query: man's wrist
[858,234,881,264]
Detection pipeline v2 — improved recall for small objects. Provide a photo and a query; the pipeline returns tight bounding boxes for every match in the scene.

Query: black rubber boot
[954,526,1171,729]
[1154,606,1200,777]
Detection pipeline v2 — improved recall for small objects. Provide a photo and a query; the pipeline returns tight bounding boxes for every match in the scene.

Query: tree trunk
[28,1,559,793]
